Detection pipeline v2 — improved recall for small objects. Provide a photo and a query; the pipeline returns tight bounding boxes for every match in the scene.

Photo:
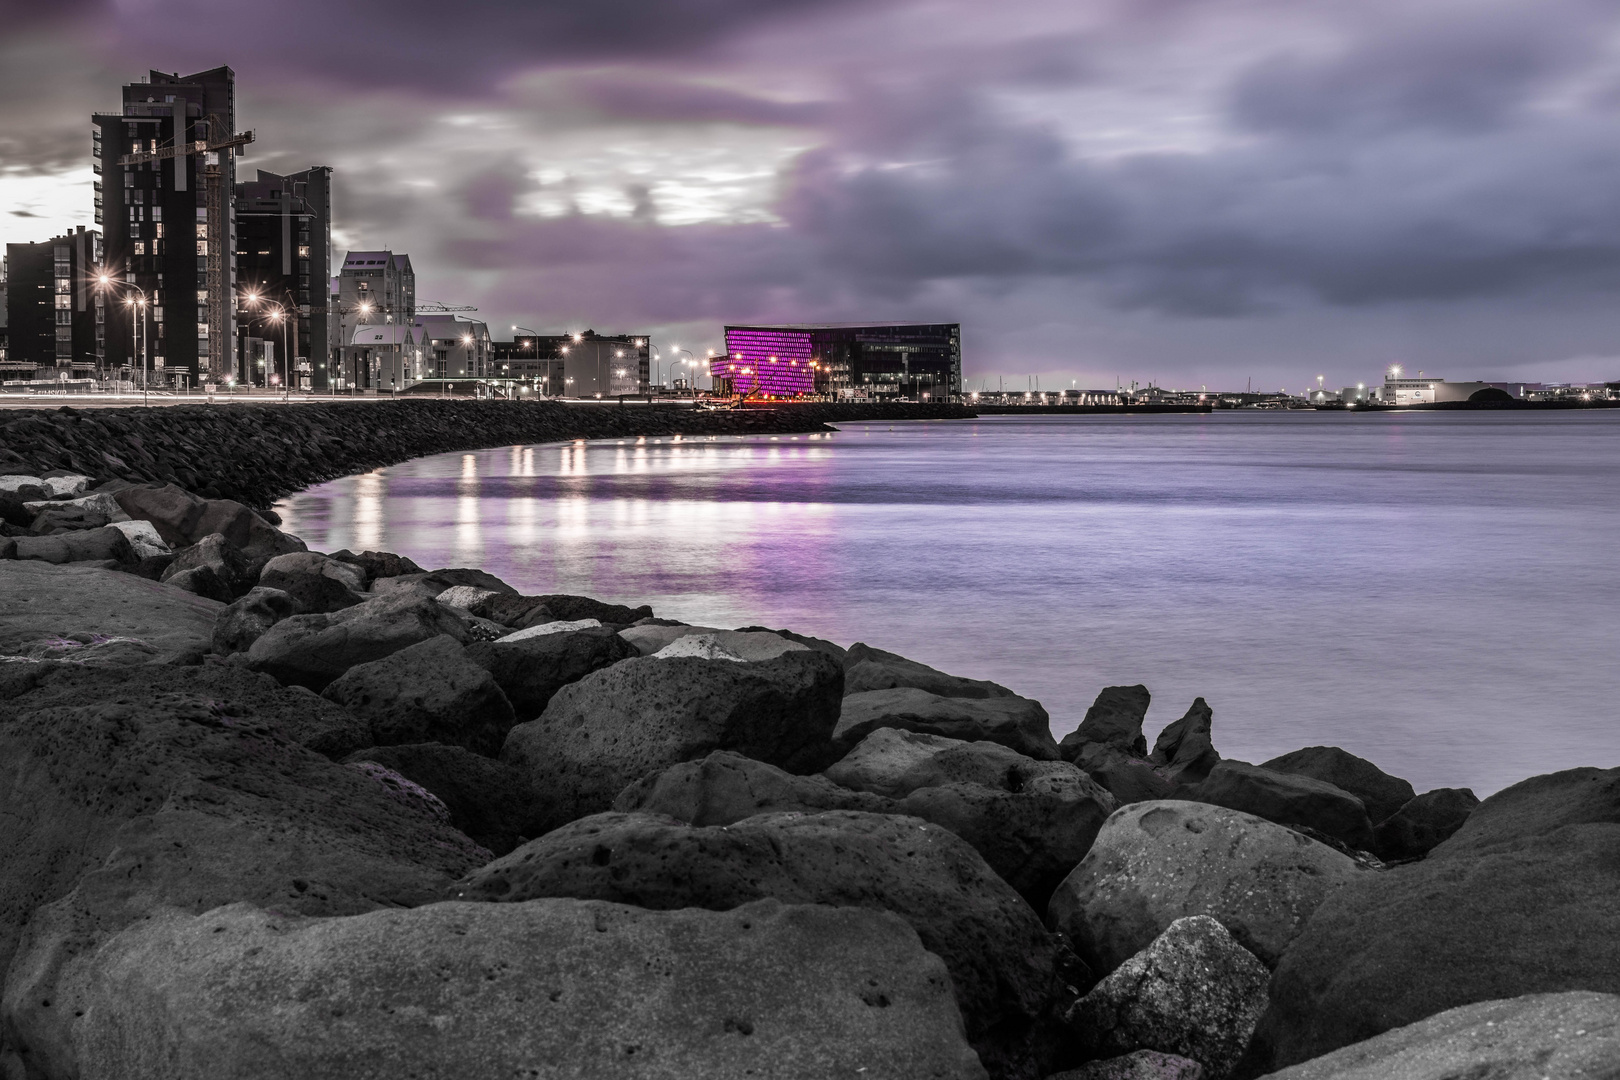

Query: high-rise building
[332,250,414,388]
[716,323,961,399]
[92,66,239,388]
[3,227,104,380]
[235,167,332,388]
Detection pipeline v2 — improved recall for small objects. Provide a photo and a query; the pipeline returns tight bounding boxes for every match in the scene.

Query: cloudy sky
[5,0,1620,390]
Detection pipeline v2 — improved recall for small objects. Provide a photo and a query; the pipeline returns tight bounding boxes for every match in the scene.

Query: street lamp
[99,273,150,406]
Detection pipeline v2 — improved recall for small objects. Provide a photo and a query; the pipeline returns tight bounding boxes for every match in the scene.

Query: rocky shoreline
[0,453,1616,1079]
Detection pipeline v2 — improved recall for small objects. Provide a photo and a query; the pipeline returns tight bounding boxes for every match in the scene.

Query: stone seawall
[0,399,974,508]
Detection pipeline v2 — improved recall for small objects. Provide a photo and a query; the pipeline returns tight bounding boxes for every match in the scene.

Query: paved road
[0,393,704,411]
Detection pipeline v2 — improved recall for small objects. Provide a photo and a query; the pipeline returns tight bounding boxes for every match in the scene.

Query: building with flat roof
[4,227,104,380]
[488,330,648,396]
[332,250,413,387]
[717,323,960,399]
[235,166,332,388]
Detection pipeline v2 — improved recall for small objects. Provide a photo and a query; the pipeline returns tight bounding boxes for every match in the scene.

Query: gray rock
[61,898,987,1080]
[452,809,1062,1079]
[327,548,424,585]
[1372,787,1480,861]
[734,625,849,663]
[1047,1050,1205,1080]
[501,651,844,829]
[0,561,221,665]
[472,591,654,628]
[464,625,638,719]
[1245,766,1620,1073]
[113,483,305,576]
[0,683,487,1079]
[1185,761,1375,851]
[826,727,1037,798]
[1072,742,1177,805]
[341,742,542,855]
[106,519,171,560]
[160,532,252,595]
[653,629,811,662]
[1253,991,1620,1080]
[322,634,516,756]
[1059,684,1152,758]
[23,491,130,533]
[1064,916,1268,1080]
[1147,698,1220,785]
[245,592,473,691]
[836,686,1061,760]
[368,566,518,600]
[1260,746,1416,827]
[211,586,297,654]
[162,564,236,603]
[618,621,726,655]
[257,551,368,613]
[11,525,136,567]
[1047,800,1364,973]
[614,749,892,824]
[844,641,1019,699]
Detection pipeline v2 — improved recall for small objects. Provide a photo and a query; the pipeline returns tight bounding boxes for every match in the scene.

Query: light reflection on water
[276,414,1620,795]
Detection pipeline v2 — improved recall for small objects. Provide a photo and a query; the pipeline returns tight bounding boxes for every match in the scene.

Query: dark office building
[491,330,648,396]
[3,228,104,380]
[491,337,565,394]
[93,66,239,387]
[235,166,332,388]
[718,323,960,399]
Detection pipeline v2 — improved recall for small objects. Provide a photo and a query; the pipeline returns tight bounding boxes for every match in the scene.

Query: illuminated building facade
[717,323,960,399]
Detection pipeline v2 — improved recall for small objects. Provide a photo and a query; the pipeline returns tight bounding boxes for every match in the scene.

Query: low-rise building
[3,227,104,381]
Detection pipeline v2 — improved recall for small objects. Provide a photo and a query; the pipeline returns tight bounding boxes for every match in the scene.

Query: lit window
[134,242,146,255]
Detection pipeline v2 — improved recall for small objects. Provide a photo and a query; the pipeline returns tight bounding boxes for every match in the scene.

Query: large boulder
[1372,787,1480,861]
[244,592,472,691]
[210,586,296,654]
[1059,684,1152,759]
[1260,747,1416,827]
[1048,1051,1206,1080]
[1244,766,1620,1072]
[1147,699,1220,785]
[618,621,726,655]
[342,742,541,855]
[614,749,892,824]
[501,651,844,830]
[321,634,516,756]
[10,525,136,569]
[472,591,654,629]
[652,630,810,662]
[160,532,252,598]
[464,625,638,719]
[1072,742,1177,805]
[113,482,305,575]
[23,491,130,533]
[0,683,487,1079]
[0,561,220,665]
[1253,991,1620,1080]
[843,641,1018,699]
[59,898,987,1080]
[327,548,424,585]
[835,686,1061,760]
[453,809,1064,1080]
[257,551,368,613]
[1047,800,1364,974]
[826,727,1039,798]
[1065,916,1269,1080]
[1185,761,1375,851]
[368,566,517,600]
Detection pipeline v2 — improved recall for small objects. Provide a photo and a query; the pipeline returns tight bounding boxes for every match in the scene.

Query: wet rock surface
[1065,916,1269,1080]
[452,809,1064,1079]
[1047,800,1364,973]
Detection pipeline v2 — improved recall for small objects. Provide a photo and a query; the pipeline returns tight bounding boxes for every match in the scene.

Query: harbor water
[276,411,1620,796]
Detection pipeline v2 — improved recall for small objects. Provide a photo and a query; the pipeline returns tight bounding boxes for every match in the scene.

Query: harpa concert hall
[713,323,961,399]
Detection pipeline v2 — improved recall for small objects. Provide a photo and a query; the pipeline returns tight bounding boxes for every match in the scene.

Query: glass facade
[717,323,961,399]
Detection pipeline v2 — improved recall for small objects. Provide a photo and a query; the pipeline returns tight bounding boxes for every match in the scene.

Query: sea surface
[276,411,1620,796]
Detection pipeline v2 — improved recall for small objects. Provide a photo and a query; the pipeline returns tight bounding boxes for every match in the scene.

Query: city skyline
[5,0,1620,391]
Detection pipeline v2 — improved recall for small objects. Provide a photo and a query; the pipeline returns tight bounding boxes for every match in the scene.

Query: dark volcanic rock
[211,586,297,654]
[1047,1050,1206,1080]
[1260,746,1416,826]
[463,625,637,718]
[62,898,987,1080]
[327,548,424,584]
[843,641,1018,699]
[835,686,1060,760]
[342,742,540,855]
[371,566,518,600]
[1047,800,1363,974]
[453,809,1063,1079]
[614,749,892,824]
[244,592,472,691]
[470,591,654,628]
[1065,916,1268,1080]
[1186,760,1375,851]
[257,551,368,613]
[321,634,516,756]
[1253,991,1620,1080]
[734,625,848,663]
[1147,698,1220,785]
[1059,684,1152,759]
[0,679,487,1079]
[163,564,235,602]
[1244,766,1620,1073]
[1372,787,1480,861]
[10,525,135,567]
[0,561,221,665]
[501,651,844,830]
[113,482,304,574]
[159,532,251,597]
[1070,742,1177,805]
[825,727,1040,798]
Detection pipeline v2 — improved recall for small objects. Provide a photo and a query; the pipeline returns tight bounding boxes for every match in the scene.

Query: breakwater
[0,399,974,509]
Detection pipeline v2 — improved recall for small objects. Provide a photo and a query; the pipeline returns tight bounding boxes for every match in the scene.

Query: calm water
[276,412,1620,796]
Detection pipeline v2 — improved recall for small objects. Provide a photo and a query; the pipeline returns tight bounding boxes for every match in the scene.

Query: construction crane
[118,118,254,384]
[416,300,477,312]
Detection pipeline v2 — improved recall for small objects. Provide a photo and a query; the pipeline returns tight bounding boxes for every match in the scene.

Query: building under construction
[92,66,246,388]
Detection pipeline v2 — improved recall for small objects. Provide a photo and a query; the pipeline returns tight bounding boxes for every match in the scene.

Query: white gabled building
[343,322,427,391]
[412,314,491,380]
